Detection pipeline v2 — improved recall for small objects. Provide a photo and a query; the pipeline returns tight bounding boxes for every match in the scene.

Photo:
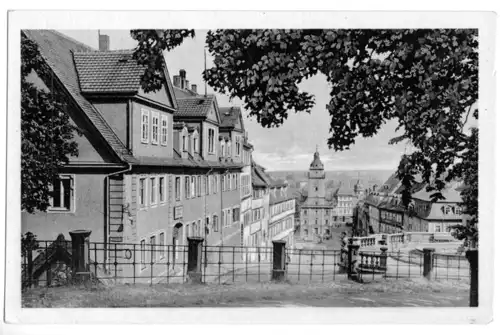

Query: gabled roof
[174,86,198,98]
[335,183,353,196]
[412,185,463,203]
[176,96,216,118]
[270,187,295,205]
[73,51,145,93]
[23,30,137,164]
[219,106,244,130]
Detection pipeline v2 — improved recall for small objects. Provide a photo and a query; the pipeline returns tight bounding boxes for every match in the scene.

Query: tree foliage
[131,29,478,243]
[21,34,79,213]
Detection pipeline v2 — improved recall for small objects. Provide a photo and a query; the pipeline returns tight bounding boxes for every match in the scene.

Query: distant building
[299,149,335,240]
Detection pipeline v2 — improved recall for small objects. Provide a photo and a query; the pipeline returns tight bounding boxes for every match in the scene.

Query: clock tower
[307,148,326,205]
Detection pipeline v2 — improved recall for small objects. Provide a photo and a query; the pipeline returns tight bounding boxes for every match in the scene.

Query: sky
[59,29,459,172]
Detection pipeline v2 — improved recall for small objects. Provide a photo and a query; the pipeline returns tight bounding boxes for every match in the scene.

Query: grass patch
[22,279,469,308]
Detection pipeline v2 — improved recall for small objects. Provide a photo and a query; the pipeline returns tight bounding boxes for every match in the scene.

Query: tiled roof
[176,96,215,117]
[220,107,242,129]
[23,30,137,164]
[335,183,353,196]
[270,187,295,205]
[73,51,145,93]
[174,86,199,98]
[412,185,463,203]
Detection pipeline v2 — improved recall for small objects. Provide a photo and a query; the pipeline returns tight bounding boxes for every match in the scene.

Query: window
[227,209,232,226]
[49,175,74,211]
[186,224,190,238]
[236,136,241,156]
[141,109,149,143]
[150,177,157,205]
[233,207,240,222]
[182,135,187,151]
[315,228,318,234]
[185,177,190,199]
[191,176,196,198]
[220,142,225,157]
[197,176,202,197]
[213,215,219,232]
[456,207,462,215]
[150,235,156,263]
[205,176,209,195]
[161,115,168,145]
[140,239,146,270]
[193,137,198,153]
[151,112,159,144]
[222,211,226,227]
[159,176,165,203]
[222,175,226,192]
[227,141,231,157]
[175,177,181,200]
[208,128,215,153]
[139,178,146,208]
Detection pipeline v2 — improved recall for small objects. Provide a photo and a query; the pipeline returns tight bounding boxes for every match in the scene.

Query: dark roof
[309,151,324,170]
[270,187,295,205]
[23,30,137,164]
[173,86,198,98]
[73,51,145,93]
[335,183,354,196]
[219,107,243,129]
[175,96,215,118]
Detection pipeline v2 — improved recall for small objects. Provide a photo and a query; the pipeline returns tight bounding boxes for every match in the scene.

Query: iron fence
[285,248,348,284]
[21,239,72,290]
[88,242,189,284]
[201,245,273,284]
[21,238,471,290]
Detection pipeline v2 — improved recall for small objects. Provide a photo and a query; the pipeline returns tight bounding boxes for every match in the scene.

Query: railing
[22,238,72,290]
[285,249,346,284]
[88,242,189,285]
[202,245,273,284]
[388,233,404,244]
[22,235,471,291]
[358,236,376,248]
[358,252,387,272]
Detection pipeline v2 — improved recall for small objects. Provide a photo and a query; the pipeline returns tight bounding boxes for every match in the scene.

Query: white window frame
[151,111,159,145]
[48,174,76,213]
[138,177,147,209]
[160,115,168,146]
[159,175,167,204]
[149,176,157,206]
[208,128,215,154]
[141,109,150,144]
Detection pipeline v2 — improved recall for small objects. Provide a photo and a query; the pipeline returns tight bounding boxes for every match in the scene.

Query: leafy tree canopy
[21,34,79,213]
[131,29,478,243]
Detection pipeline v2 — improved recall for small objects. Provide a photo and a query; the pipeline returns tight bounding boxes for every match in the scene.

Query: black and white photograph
[3,9,496,326]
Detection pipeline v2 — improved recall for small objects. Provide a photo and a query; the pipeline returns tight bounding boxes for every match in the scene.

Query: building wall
[22,173,107,242]
[131,101,174,159]
[92,102,129,147]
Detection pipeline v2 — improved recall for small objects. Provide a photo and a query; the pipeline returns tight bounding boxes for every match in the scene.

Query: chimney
[179,69,186,79]
[191,84,197,93]
[185,80,190,91]
[99,34,110,51]
[173,75,181,88]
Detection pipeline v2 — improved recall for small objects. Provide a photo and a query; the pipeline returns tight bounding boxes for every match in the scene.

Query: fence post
[466,249,478,307]
[69,230,92,283]
[187,237,204,283]
[272,240,287,282]
[347,238,361,282]
[422,248,435,280]
[379,246,388,271]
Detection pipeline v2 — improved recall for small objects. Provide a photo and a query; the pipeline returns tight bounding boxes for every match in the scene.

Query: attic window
[118,56,129,63]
